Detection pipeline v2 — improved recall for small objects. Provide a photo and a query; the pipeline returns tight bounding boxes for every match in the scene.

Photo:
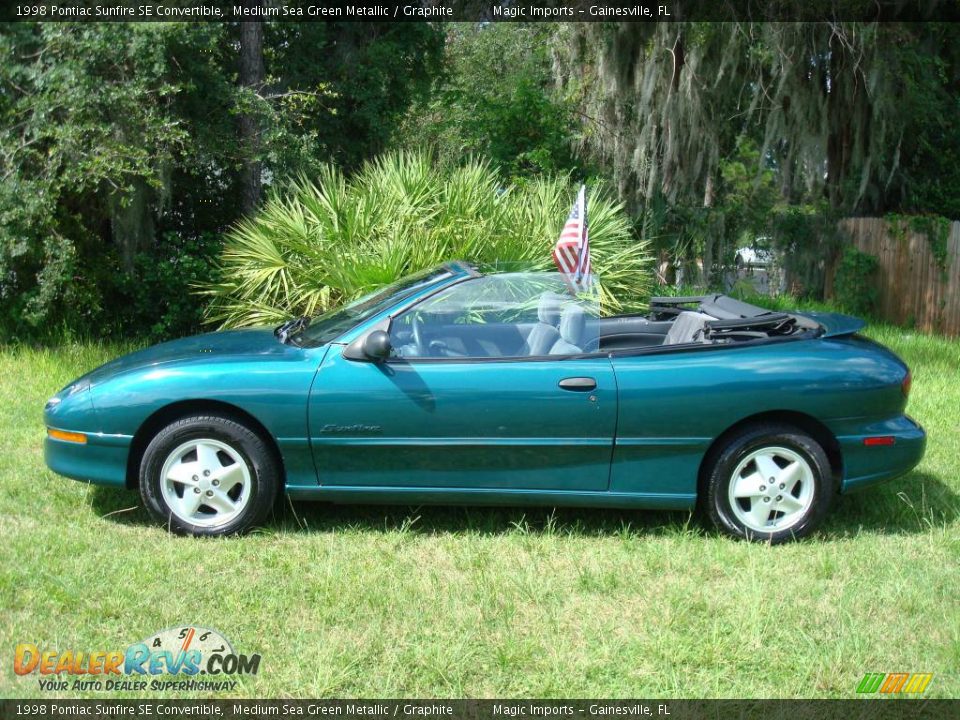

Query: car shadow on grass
[277,501,700,539]
[88,486,154,526]
[822,470,959,538]
[88,483,697,538]
[88,468,957,540]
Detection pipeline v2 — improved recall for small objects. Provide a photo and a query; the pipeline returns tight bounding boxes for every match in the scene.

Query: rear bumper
[838,415,926,493]
[44,429,132,487]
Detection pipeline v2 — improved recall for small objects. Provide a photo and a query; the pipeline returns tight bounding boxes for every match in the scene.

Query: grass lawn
[1,324,957,699]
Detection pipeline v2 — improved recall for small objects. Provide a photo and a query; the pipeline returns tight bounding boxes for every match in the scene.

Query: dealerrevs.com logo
[14,625,260,692]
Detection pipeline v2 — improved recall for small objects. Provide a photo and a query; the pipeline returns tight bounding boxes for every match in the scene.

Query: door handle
[558,377,597,392]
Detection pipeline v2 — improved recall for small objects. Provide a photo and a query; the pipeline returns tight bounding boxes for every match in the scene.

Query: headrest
[559,303,586,345]
[537,292,565,326]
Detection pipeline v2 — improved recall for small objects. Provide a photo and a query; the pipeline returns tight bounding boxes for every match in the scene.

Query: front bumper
[839,415,926,493]
[44,429,132,487]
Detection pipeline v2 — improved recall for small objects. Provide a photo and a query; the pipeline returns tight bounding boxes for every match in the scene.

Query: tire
[139,414,279,536]
[703,424,833,543]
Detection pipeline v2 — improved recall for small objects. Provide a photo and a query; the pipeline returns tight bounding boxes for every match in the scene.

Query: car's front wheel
[139,414,279,536]
[704,424,833,543]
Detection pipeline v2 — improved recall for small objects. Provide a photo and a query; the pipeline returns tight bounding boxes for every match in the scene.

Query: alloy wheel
[727,445,815,533]
[159,439,252,528]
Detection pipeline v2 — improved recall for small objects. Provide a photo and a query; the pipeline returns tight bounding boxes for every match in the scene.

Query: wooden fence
[834,217,960,336]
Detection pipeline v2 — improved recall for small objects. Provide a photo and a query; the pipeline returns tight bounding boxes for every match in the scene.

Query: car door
[307,272,617,491]
[308,346,616,491]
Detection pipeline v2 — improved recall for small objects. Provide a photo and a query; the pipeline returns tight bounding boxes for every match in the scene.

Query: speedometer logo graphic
[135,625,234,663]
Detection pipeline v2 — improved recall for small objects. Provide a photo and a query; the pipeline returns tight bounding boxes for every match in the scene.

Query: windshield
[294,266,455,347]
[389,272,600,359]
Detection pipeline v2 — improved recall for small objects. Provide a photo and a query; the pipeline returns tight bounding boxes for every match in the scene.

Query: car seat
[522,292,565,356]
[549,303,587,354]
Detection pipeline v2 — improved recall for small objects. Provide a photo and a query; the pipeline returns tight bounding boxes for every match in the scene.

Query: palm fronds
[201,152,651,328]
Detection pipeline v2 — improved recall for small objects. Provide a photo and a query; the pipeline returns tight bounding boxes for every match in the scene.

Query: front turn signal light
[47,428,87,444]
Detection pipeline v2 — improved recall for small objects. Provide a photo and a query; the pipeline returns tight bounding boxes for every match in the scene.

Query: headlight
[45,379,90,412]
[66,379,91,396]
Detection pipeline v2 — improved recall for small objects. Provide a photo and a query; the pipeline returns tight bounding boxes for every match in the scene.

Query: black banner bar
[0,700,957,720]
[3,0,960,24]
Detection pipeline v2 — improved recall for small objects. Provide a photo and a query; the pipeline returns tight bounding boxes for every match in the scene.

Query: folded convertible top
[650,294,796,336]
[650,294,779,320]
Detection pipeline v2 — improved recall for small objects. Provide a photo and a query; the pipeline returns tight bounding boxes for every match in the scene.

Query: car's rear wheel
[139,415,279,536]
[704,424,833,543]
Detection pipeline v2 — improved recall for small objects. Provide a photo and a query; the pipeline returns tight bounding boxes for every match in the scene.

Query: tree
[558,22,960,213]
[0,21,445,339]
[554,21,960,289]
[265,22,445,172]
[0,24,197,330]
[239,6,266,215]
[398,24,582,179]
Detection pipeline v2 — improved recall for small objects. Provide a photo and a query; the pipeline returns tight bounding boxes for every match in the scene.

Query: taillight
[901,371,912,398]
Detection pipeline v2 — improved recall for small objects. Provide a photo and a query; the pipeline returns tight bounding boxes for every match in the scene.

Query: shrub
[0,231,221,344]
[124,233,222,341]
[832,246,880,317]
[201,151,651,328]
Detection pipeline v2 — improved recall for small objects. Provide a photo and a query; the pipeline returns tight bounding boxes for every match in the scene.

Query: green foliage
[3,19,956,337]
[554,20,960,299]
[911,216,951,272]
[0,24,193,335]
[887,27,960,220]
[886,213,953,273]
[832,246,880,317]
[266,23,444,171]
[716,138,780,246]
[398,24,581,179]
[557,22,960,218]
[124,234,222,341]
[769,203,843,299]
[202,151,650,328]
[0,231,220,345]
[0,23,445,340]
[0,25,248,339]
[640,137,793,289]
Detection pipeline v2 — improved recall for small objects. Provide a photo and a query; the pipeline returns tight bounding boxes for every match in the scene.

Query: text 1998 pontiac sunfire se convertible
[44,262,925,542]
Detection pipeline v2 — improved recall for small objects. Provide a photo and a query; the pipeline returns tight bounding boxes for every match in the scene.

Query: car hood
[75,327,300,388]
[800,311,867,338]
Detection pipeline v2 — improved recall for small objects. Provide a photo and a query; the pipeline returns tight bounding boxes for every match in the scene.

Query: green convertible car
[44,263,925,542]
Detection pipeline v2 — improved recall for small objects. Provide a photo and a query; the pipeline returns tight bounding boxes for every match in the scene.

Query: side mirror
[362,330,392,361]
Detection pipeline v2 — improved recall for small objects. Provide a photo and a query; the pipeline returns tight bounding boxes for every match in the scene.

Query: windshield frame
[292,263,475,348]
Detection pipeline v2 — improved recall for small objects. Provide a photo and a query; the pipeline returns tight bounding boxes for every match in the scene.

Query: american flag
[552,185,592,292]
